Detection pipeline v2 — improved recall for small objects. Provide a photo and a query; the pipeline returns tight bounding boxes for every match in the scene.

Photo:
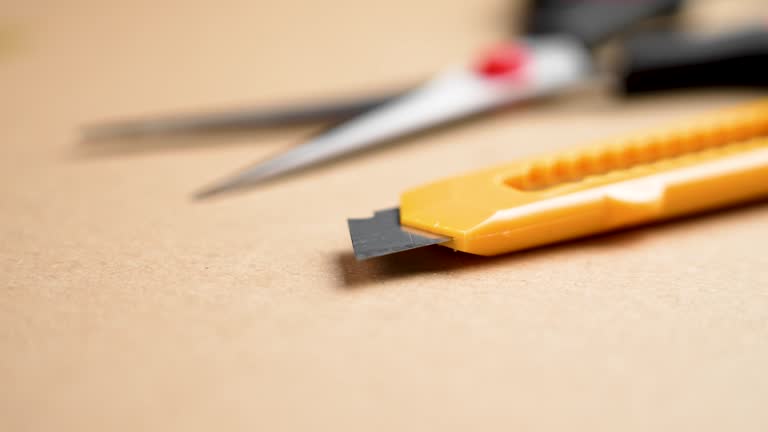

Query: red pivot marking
[475,42,528,79]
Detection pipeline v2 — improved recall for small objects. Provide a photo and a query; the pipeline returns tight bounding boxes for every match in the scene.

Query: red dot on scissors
[475,43,527,78]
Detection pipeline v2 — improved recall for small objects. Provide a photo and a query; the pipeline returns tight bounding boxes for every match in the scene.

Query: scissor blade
[82,93,400,141]
[348,208,450,260]
[197,36,591,198]
[195,68,509,197]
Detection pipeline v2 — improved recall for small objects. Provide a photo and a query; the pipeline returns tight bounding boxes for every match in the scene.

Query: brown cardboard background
[2,0,768,430]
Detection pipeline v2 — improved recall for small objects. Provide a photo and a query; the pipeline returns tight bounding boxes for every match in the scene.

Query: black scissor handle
[526,0,685,48]
[621,25,768,94]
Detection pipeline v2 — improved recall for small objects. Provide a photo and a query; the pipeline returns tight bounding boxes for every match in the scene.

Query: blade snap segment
[347,207,450,260]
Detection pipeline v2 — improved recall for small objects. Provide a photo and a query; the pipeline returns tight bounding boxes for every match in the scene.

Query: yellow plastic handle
[400,99,768,256]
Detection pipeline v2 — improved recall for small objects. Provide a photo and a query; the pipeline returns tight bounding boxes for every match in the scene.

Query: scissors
[84,0,768,197]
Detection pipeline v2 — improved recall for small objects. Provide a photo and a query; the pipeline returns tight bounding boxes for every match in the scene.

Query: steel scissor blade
[197,36,591,198]
[82,93,400,141]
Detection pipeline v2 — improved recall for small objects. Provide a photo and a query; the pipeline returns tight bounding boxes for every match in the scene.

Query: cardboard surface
[2,0,767,430]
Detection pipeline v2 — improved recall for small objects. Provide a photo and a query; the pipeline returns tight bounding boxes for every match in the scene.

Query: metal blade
[347,208,450,260]
[197,36,591,198]
[82,93,400,141]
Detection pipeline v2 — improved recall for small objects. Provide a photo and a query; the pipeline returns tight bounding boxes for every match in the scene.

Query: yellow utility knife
[348,99,768,259]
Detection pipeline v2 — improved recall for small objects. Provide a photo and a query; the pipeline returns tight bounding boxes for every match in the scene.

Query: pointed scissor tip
[79,126,118,143]
[193,157,300,200]
[193,166,277,199]
[80,122,155,142]
[193,178,242,200]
